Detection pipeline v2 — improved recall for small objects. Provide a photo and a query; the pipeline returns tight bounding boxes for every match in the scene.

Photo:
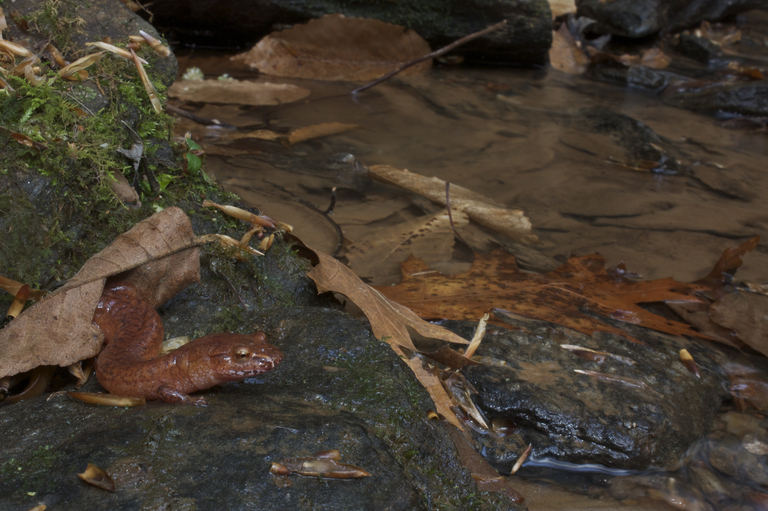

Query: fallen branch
[351,20,508,95]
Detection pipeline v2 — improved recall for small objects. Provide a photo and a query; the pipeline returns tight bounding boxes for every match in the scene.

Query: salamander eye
[234,347,252,361]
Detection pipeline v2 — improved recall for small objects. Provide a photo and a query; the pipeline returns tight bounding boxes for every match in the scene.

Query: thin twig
[351,20,508,95]
[167,104,237,129]
[445,182,470,248]
[220,270,248,310]
[324,187,337,215]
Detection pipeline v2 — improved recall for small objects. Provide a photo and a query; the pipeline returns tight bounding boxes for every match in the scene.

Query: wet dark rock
[575,0,766,38]
[444,315,729,471]
[677,33,725,64]
[149,0,553,66]
[564,106,692,175]
[663,80,768,117]
[0,255,523,510]
[688,464,731,506]
[0,314,522,510]
[709,440,768,486]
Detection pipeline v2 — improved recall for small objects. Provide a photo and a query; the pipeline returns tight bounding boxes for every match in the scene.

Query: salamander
[92,282,282,405]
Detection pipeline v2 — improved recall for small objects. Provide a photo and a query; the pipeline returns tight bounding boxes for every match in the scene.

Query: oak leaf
[375,250,710,344]
[0,207,202,379]
[306,247,469,431]
[231,14,431,81]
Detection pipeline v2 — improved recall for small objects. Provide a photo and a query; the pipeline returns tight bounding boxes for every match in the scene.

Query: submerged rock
[663,80,768,117]
[446,315,729,471]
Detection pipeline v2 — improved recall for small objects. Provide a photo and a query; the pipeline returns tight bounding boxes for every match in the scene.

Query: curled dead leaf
[0,39,33,58]
[58,51,105,79]
[69,391,145,407]
[85,41,148,64]
[7,284,30,318]
[77,463,116,491]
[139,30,170,57]
[270,451,371,479]
[130,48,162,114]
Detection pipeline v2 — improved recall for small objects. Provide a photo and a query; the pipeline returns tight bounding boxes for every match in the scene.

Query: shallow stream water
[171,14,768,509]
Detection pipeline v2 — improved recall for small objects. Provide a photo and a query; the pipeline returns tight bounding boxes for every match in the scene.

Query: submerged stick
[351,20,508,95]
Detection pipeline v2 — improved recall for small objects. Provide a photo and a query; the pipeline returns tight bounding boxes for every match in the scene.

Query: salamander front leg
[157,386,208,406]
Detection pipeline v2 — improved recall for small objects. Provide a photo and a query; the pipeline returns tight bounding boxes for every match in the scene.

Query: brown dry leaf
[58,51,105,79]
[10,132,47,150]
[548,0,576,18]
[0,207,202,379]
[168,79,310,106]
[307,249,468,351]
[698,20,741,46]
[346,209,469,284]
[697,235,759,286]
[0,7,6,33]
[710,292,768,356]
[85,41,147,63]
[549,23,589,74]
[232,14,431,81]
[68,391,146,407]
[108,170,139,203]
[306,247,468,431]
[0,39,34,58]
[288,122,360,145]
[640,47,671,69]
[376,250,711,345]
[78,463,116,491]
[368,165,536,244]
[243,129,284,142]
[0,275,47,301]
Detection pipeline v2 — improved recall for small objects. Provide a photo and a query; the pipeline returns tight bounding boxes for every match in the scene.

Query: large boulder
[576,0,766,38]
[150,0,554,66]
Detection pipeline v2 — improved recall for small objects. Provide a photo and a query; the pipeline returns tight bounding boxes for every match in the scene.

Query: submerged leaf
[346,209,469,284]
[77,463,116,491]
[288,122,360,145]
[376,250,710,344]
[232,14,431,81]
[368,165,536,243]
[168,79,310,106]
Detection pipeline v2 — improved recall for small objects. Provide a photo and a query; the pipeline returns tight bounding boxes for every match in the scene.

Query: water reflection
[172,28,767,508]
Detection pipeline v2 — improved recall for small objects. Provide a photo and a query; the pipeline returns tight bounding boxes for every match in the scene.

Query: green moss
[0,445,61,495]
[25,0,87,56]
[0,35,221,288]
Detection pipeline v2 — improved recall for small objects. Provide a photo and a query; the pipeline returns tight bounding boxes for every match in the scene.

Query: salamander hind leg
[157,386,208,406]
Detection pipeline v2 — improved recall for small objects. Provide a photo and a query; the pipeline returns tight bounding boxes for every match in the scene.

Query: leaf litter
[375,249,711,345]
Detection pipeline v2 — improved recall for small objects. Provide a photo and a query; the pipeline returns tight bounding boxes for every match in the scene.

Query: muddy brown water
[173,36,767,510]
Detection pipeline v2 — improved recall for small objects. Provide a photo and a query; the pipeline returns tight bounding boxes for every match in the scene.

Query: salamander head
[188,332,283,385]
